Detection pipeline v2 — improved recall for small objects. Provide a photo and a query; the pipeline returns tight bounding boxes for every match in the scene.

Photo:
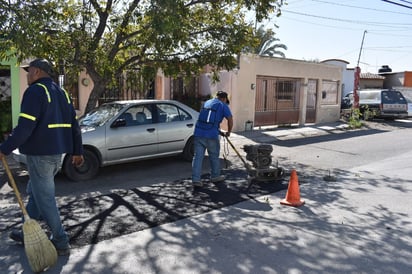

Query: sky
[252,0,412,73]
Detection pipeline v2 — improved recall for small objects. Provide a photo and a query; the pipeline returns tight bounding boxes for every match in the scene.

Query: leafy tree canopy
[0,0,284,112]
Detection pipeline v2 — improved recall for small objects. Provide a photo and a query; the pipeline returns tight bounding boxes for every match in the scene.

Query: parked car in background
[13,100,199,181]
[358,89,408,120]
[340,89,408,120]
[341,92,354,109]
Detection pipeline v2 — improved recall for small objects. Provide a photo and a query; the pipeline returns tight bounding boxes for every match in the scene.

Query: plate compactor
[224,136,285,186]
[243,144,285,183]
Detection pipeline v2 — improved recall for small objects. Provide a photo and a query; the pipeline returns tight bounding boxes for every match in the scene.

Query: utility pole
[353,30,367,109]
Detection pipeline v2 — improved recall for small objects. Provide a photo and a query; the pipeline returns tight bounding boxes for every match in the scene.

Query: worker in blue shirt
[191,91,233,187]
[0,58,84,256]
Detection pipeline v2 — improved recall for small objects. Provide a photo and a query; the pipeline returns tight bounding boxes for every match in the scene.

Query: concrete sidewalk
[47,152,412,274]
[2,121,412,273]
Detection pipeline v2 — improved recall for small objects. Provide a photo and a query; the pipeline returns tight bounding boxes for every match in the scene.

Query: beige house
[193,54,343,131]
[16,54,343,132]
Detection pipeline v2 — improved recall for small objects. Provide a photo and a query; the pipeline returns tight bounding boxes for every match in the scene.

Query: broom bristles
[23,218,58,272]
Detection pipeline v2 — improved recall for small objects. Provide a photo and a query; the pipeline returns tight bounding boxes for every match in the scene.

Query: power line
[310,0,412,16]
[259,0,412,31]
[278,15,362,31]
[283,10,412,27]
[381,0,412,9]
[398,0,412,5]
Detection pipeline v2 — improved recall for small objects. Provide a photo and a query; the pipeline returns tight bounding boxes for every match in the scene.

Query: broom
[1,157,58,272]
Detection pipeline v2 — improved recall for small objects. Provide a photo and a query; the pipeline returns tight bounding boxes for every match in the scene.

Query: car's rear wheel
[182,137,194,161]
[63,149,100,181]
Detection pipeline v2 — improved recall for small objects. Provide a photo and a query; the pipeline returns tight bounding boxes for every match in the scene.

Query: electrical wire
[259,0,412,33]
[309,0,412,15]
[257,0,412,70]
[283,10,412,27]
[381,0,412,9]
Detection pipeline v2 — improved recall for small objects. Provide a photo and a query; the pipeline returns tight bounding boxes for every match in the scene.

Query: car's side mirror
[111,118,127,128]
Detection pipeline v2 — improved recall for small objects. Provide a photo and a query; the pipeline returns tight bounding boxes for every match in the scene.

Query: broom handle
[1,157,30,217]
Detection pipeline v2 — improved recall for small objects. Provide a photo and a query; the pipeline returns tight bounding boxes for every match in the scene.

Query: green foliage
[361,105,377,121]
[0,0,284,113]
[348,108,363,129]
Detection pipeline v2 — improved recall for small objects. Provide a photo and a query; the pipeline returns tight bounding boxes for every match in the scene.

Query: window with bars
[276,80,295,100]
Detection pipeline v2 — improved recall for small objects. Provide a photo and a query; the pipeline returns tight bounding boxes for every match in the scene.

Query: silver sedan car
[14,100,198,181]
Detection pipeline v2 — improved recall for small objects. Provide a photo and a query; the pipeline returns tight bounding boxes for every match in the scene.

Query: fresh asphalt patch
[1,156,287,249]
[58,169,287,247]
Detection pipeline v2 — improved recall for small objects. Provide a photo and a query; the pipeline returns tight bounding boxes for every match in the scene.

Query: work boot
[211,175,225,183]
[9,230,24,244]
[192,181,203,187]
[56,245,71,256]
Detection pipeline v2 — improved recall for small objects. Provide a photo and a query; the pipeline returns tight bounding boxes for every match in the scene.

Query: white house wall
[321,59,354,97]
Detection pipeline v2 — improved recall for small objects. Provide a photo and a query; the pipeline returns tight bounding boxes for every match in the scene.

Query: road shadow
[59,168,287,247]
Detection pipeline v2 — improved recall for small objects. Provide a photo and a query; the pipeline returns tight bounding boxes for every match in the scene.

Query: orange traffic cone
[280,169,305,207]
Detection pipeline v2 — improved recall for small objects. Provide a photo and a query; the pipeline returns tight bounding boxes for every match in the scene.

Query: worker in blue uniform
[191,91,233,187]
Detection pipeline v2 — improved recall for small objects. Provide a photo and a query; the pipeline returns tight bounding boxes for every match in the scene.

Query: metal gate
[99,72,150,104]
[254,76,300,126]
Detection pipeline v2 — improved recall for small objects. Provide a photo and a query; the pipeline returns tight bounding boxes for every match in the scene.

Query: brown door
[254,76,300,126]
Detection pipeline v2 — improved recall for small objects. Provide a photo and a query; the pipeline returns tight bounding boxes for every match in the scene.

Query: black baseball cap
[216,91,230,104]
[21,58,54,75]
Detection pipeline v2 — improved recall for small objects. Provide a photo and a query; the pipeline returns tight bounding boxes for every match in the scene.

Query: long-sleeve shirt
[0,77,83,156]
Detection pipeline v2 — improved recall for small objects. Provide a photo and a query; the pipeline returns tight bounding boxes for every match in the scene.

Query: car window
[119,104,153,126]
[381,91,406,104]
[156,103,192,123]
[80,103,123,127]
[360,91,380,101]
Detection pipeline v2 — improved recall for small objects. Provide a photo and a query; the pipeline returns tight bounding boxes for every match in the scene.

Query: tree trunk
[85,78,106,114]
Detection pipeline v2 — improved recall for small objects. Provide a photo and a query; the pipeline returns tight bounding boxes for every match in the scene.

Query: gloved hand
[219,130,230,137]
